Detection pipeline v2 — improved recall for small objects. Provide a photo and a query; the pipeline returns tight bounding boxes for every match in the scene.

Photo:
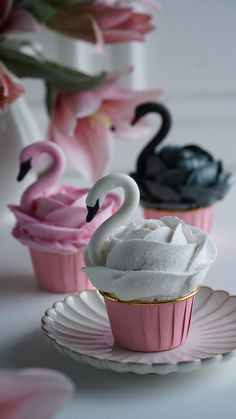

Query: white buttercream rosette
[84,217,217,301]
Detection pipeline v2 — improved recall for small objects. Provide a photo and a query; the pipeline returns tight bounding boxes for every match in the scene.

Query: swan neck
[20,142,65,213]
[136,103,171,175]
[88,175,139,266]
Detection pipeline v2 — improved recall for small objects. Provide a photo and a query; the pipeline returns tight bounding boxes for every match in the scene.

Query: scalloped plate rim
[41,286,236,375]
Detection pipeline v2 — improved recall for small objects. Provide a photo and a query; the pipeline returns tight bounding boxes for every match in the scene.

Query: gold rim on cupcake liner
[100,287,200,306]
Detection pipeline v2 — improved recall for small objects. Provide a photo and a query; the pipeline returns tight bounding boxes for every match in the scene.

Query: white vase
[0,97,42,224]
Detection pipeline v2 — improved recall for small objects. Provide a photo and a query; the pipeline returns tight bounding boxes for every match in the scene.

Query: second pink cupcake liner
[143,206,213,233]
[30,247,93,293]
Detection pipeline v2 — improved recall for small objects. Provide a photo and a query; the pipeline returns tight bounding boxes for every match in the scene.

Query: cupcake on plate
[9,142,120,293]
[130,102,231,232]
[83,173,217,352]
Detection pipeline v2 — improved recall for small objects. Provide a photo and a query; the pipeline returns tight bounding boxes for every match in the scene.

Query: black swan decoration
[130,102,231,211]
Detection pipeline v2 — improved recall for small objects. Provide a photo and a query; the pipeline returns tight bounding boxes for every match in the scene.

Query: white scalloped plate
[42,287,236,375]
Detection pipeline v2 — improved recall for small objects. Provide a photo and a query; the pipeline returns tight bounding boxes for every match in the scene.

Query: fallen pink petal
[0,368,74,419]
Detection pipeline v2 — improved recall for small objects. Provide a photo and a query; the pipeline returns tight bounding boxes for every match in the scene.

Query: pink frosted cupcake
[130,103,231,232]
[83,173,217,352]
[9,142,120,293]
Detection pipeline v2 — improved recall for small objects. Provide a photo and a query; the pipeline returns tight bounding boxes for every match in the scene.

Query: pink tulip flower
[0,368,74,419]
[47,1,155,51]
[0,0,37,35]
[49,71,162,182]
[0,62,25,112]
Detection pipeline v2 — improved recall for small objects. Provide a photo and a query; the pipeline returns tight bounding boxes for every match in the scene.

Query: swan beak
[131,111,139,125]
[131,103,145,125]
[17,158,32,182]
[86,199,100,222]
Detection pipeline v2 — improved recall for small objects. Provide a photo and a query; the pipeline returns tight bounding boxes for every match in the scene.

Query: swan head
[86,173,133,224]
[86,199,100,222]
[85,173,140,226]
[131,102,172,126]
[18,142,44,182]
[131,103,148,125]
[17,158,32,182]
[17,141,65,182]
[85,174,117,223]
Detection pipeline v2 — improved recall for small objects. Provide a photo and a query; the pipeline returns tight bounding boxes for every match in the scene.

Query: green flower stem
[0,42,106,93]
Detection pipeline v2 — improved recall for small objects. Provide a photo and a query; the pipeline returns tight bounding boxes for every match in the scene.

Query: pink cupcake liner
[102,289,199,352]
[30,247,93,293]
[143,206,213,233]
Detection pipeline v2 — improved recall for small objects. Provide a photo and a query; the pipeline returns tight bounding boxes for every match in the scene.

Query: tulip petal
[1,10,38,34]
[50,118,113,182]
[89,15,105,54]
[46,2,154,44]
[95,8,133,29]
[102,88,162,135]
[0,0,12,26]
[52,92,102,136]
[49,69,161,181]
[103,29,145,42]
[0,62,25,112]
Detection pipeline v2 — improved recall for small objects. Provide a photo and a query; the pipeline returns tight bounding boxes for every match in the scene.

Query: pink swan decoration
[9,141,120,292]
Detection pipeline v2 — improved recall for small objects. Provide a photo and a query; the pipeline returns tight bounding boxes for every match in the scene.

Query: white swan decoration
[85,173,140,266]
[84,173,217,302]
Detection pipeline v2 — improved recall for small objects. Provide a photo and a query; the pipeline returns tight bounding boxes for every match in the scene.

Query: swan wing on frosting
[44,206,87,228]
[43,186,88,206]
[71,194,87,208]
[187,233,217,271]
[34,197,65,219]
[14,222,85,242]
[13,228,84,254]
[105,239,197,272]
[8,205,37,224]
[83,266,209,301]
[161,217,217,270]
[12,221,91,255]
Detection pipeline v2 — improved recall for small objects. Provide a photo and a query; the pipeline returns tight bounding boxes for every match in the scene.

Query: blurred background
[22,0,236,174]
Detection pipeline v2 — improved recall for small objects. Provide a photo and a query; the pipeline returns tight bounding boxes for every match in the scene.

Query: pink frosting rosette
[9,186,120,255]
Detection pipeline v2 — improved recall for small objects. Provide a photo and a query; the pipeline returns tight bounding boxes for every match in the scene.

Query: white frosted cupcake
[84,174,217,352]
[85,217,217,302]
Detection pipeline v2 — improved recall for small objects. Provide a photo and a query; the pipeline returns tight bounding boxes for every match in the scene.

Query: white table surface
[1,188,236,419]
